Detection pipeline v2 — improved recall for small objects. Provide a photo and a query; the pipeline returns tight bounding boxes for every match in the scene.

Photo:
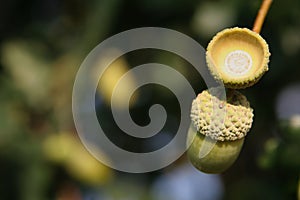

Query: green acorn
[187,89,253,173]
[206,27,270,89]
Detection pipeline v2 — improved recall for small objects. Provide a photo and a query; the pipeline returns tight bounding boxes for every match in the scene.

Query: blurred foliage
[0,0,299,199]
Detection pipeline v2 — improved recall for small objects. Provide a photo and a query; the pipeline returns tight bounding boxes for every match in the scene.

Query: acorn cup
[187,89,254,173]
[206,27,270,89]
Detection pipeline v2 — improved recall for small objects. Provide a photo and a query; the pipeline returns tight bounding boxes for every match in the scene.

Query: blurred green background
[0,0,299,199]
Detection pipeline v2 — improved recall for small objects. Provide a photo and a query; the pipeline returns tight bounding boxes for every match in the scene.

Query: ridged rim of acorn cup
[206,27,270,89]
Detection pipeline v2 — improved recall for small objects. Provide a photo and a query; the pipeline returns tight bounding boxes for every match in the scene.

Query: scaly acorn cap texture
[190,89,254,141]
[206,27,270,89]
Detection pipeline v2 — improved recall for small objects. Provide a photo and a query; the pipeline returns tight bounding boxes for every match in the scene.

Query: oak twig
[253,0,273,33]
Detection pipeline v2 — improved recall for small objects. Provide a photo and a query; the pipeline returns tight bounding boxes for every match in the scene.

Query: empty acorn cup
[187,89,254,173]
[206,27,270,89]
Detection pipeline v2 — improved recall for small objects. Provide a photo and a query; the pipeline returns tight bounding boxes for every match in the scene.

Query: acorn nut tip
[187,129,245,174]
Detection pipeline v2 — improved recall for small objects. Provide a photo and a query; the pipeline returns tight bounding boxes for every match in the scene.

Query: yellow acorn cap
[206,27,270,89]
[190,89,254,141]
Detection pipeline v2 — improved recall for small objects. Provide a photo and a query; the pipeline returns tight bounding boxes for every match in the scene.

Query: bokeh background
[0,0,299,199]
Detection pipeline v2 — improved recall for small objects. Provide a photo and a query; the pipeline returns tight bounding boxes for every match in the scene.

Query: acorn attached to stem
[187,0,273,173]
[187,89,253,173]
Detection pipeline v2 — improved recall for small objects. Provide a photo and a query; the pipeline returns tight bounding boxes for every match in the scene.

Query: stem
[252,0,273,33]
[226,89,235,102]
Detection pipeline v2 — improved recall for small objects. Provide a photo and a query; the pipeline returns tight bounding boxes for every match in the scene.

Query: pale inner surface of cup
[224,50,253,76]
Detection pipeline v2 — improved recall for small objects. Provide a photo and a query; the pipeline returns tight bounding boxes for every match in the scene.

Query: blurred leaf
[43,132,113,186]
[1,40,51,108]
[96,49,138,109]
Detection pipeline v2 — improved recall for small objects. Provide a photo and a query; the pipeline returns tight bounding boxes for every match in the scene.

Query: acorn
[187,89,254,173]
[206,27,270,89]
